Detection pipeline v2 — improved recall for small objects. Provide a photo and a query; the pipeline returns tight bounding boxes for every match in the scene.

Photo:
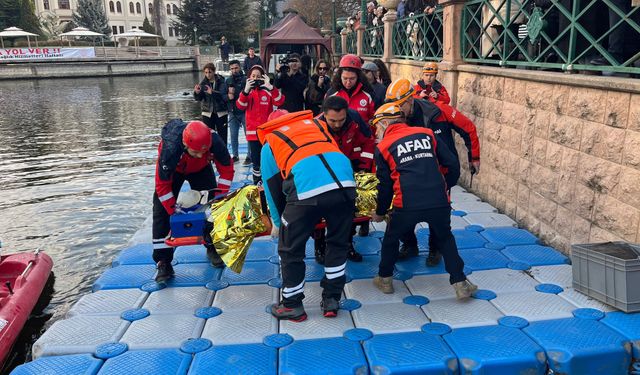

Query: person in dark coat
[243,47,263,72]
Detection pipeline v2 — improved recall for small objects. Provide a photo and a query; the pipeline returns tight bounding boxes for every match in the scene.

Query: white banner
[0,47,96,61]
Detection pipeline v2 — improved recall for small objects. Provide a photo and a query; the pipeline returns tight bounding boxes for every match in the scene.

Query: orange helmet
[182,121,212,152]
[422,62,438,74]
[385,78,414,104]
[339,54,362,70]
[371,103,404,126]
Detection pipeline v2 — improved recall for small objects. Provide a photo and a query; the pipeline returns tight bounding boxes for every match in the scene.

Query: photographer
[194,63,229,144]
[225,60,248,164]
[274,53,308,112]
[236,65,284,184]
[305,60,332,116]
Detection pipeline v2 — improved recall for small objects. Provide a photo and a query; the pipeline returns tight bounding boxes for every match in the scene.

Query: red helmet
[182,121,212,152]
[268,109,289,122]
[339,54,362,70]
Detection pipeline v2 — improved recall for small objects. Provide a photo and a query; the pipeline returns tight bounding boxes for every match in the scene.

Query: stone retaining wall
[0,58,197,80]
[384,59,640,253]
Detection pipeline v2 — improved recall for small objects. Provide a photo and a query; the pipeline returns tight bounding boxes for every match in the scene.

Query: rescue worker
[370,104,477,298]
[312,96,376,264]
[386,78,480,266]
[152,120,234,282]
[259,110,356,321]
[326,54,376,124]
[236,65,285,184]
[413,62,450,104]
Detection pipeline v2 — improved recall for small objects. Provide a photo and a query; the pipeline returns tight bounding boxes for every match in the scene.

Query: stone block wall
[454,66,640,253]
[382,59,640,253]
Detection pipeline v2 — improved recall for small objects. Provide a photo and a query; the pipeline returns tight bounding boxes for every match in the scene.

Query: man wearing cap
[370,103,478,299]
[152,120,235,282]
[413,62,450,104]
[259,110,357,321]
[385,78,480,266]
[362,61,387,108]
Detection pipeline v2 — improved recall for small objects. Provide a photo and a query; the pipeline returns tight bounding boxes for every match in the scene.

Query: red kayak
[0,249,53,366]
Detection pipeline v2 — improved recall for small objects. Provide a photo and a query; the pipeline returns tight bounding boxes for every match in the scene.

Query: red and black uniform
[413,79,451,105]
[327,83,376,124]
[320,109,376,172]
[152,119,234,263]
[374,122,466,283]
[236,86,284,183]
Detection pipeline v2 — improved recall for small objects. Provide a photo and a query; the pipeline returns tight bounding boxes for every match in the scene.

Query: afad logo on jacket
[359,99,368,107]
[396,138,433,163]
[261,95,269,104]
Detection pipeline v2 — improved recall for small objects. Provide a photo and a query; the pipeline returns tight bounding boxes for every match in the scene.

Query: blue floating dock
[523,318,632,375]
[279,337,368,374]
[444,325,547,374]
[501,245,570,266]
[190,343,277,375]
[21,164,636,374]
[363,331,457,374]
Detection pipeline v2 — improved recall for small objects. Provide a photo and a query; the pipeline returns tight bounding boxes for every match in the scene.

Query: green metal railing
[362,24,384,57]
[346,32,357,54]
[335,35,342,55]
[461,0,640,74]
[392,9,443,60]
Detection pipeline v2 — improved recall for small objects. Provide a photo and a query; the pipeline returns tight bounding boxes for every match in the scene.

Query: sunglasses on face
[318,67,328,71]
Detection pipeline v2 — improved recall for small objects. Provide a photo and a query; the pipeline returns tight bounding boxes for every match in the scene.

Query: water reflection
[0,72,202,367]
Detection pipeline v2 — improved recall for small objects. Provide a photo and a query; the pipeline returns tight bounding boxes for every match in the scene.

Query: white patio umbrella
[0,26,39,48]
[59,27,106,57]
[115,29,161,57]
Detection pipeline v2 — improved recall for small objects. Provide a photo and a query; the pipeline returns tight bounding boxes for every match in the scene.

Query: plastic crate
[571,241,640,313]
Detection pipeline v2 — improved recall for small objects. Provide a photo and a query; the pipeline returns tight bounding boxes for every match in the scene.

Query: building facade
[32,0,183,46]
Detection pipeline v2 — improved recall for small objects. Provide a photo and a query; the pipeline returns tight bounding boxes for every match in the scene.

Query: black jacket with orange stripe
[408,98,480,164]
[374,123,460,216]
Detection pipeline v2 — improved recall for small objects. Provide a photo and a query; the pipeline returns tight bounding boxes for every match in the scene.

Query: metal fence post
[357,25,365,56]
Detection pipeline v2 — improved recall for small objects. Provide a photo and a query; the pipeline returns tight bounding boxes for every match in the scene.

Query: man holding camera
[274,53,308,112]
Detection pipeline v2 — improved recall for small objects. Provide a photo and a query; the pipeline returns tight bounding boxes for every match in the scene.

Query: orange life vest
[257,110,342,179]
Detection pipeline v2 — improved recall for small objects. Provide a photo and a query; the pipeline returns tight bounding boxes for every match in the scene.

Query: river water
[0,72,204,370]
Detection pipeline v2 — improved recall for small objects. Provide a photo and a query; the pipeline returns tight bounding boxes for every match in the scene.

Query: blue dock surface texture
[14,161,639,375]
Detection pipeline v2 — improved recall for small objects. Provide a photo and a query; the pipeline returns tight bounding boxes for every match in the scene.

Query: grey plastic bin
[571,241,640,313]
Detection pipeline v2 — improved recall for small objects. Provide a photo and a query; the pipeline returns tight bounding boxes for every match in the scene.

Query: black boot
[347,243,363,262]
[425,249,442,267]
[206,246,225,268]
[398,243,419,260]
[358,223,370,237]
[321,297,340,317]
[155,261,175,282]
[314,238,326,265]
[270,301,307,322]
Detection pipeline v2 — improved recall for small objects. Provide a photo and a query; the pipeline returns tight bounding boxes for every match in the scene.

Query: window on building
[112,26,118,34]
[43,0,50,10]
[136,2,141,13]
[148,3,152,14]
[119,25,124,33]
[58,0,70,9]
[132,26,137,29]
[129,2,134,13]
[116,1,122,13]
[109,1,115,12]
[168,27,174,37]
[166,4,171,14]
[172,4,178,13]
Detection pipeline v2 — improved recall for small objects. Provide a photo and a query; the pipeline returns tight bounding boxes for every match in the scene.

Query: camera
[278,56,290,74]
[253,79,264,88]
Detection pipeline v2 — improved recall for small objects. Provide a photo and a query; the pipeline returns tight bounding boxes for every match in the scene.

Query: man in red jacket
[386,78,480,266]
[370,103,477,299]
[152,119,234,282]
[312,96,376,264]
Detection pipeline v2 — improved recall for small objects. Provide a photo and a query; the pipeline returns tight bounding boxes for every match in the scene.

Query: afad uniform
[374,122,467,283]
[152,119,234,263]
[408,99,480,169]
[328,83,376,124]
[236,86,284,141]
[258,111,356,310]
[413,80,451,105]
[318,108,376,172]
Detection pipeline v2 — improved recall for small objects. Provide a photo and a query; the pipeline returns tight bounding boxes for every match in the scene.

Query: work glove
[244,79,254,94]
[261,74,273,90]
[176,190,202,210]
[470,160,481,175]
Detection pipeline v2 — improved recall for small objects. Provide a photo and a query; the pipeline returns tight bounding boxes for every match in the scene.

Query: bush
[137,38,167,46]
[13,39,116,47]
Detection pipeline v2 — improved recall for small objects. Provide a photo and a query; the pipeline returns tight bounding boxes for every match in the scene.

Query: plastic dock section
[13,167,640,375]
